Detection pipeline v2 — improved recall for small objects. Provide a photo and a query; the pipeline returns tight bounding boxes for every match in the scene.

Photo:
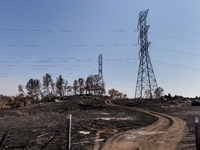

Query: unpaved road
[100,99,189,150]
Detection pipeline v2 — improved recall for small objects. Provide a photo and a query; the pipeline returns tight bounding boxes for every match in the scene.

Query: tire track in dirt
[99,99,189,150]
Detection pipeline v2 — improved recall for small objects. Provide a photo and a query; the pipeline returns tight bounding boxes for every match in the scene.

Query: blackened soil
[0,97,158,150]
[111,98,198,150]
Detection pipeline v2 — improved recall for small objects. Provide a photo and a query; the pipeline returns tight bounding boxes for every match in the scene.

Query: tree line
[0,73,128,109]
[19,73,106,102]
[108,88,127,99]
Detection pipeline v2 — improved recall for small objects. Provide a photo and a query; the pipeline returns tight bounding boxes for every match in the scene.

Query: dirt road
[100,99,189,150]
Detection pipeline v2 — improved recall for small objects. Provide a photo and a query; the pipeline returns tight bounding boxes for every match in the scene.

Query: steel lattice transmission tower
[98,54,103,82]
[135,9,158,99]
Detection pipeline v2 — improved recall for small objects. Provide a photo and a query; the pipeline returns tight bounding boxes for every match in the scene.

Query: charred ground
[0,96,199,149]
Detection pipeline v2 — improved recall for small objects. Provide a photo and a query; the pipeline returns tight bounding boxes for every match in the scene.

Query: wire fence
[0,115,72,150]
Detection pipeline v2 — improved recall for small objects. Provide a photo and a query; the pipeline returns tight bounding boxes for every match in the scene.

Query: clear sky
[0,0,200,98]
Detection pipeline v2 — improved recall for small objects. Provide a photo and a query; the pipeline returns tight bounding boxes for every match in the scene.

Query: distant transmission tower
[98,54,103,81]
[135,9,158,99]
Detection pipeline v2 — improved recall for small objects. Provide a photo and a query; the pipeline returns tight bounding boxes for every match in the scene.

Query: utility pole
[135,9,158,99]
[98,54,103,82]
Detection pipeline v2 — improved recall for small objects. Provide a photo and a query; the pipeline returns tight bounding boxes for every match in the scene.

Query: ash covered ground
[0,96,199,149]
[112,98,200,150]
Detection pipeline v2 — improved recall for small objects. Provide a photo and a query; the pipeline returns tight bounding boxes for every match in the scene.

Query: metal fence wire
[40,114,71,150]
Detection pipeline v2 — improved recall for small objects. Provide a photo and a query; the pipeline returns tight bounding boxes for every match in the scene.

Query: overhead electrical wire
[159,81,200,89]
[105,71,200,85]
[1,56,200,71]
[1,29,200,82]
[104,65,200,80]
[104,60,199,76]
[150,46,200,57]
[2,57,200,75]
[1,28,200,42]
[104,66,200,82]
[3,44,200,60]
[154,68,200,77]
[104,68,137,74]
[0,43,138,47]
[2,29,200,95]
[105,75,200,89]
[149,32,200,44]
[1,58,200,90]
[152,61,200,71]
[103,58,200,73]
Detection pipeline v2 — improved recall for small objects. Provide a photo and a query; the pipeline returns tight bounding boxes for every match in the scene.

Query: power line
[2,28,200,43]
[4,43,200,60]
[2,26,200,47]
[104,70,199,83]
[155,68,200,77]
[152,61,200,71]
[150,46,200,57]
[149,32,200,44]
[104,61,138,68]
[105,74,200,89]
[105,63,200,80]
[105,72,200,87]
[0,43,138,47]
[104,68,137,74]
[105,65,200,80]
[2,55,200,77]
[159,81,200,89]
[2,56,200,74]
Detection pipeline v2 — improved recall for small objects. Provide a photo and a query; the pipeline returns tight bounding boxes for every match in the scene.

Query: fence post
[195,117,200,150]
[0,131,8,148]
[67,114,72,150]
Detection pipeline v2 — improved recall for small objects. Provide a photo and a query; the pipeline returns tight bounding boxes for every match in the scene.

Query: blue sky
[0,0,200,98]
